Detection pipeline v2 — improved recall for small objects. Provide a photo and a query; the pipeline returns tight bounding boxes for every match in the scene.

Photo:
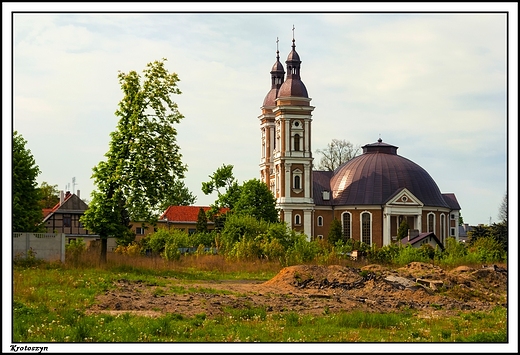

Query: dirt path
[87,262,508,319]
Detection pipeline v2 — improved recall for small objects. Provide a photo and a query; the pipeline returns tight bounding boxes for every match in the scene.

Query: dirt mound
[87,263,508,319]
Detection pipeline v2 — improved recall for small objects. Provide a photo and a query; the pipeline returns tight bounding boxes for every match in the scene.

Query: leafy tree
[489,221,507,251]
[315,139,361,171]
[158,179,196,212]
[327,218,343,245]
[81,58,187,263]
[467,224,491,246]
[13,131,44,232]
[233,179,279,223]
[39,181,60,209]
[397,219,409,241]
[196,207,208,233]
[202,164,241,220]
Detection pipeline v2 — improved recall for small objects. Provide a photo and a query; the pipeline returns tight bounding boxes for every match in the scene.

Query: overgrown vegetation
[12,259,507,343]
[111,213,506,267]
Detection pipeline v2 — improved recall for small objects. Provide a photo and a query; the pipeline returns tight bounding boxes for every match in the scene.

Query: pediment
[385,188,423,207]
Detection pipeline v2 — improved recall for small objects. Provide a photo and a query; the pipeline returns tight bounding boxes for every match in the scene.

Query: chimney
[408,229,419,241]
[77,190,80,199]
[60,190,64,205]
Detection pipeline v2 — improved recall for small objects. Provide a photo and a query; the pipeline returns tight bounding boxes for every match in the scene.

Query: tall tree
[13,131,44,232]
[196,207,208,233]
[328,218,343,245]
[39,181,60,209]
[233,178,279,223]
[315,139,361,171]
[201,164,241,220]
[397,219,409,241]
[81,58,187,263]
[159,179,197,212]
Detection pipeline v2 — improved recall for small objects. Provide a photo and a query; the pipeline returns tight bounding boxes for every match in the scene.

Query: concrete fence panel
[13,233,66,263]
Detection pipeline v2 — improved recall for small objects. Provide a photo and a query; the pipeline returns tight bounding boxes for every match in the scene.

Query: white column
[382,213,390,246]
[284,163,292,200]
[284,210,293,229]
[304,210,312,240]
[304,120,310,153]
[304,164,311,199]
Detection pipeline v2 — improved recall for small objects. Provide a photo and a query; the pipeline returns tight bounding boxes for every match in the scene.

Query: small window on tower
[294,134,300,151]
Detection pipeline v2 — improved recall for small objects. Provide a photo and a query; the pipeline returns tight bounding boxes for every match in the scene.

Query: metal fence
[13,233,66,263]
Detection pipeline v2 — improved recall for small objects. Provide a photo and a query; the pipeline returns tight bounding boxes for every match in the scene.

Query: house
[131,206,229,239]
[42,190,91,237]
[399,229,445,251]
[458,223,474,243]
[42,190,116,251]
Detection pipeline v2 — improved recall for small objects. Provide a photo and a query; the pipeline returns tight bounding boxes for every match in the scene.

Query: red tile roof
[160,206,229,223]
[41,191,73,218]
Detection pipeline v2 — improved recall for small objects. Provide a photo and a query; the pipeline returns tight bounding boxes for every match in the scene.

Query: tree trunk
[100,237,108,264]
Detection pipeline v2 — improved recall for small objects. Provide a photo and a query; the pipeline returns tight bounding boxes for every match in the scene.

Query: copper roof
[326,140,450,208]
[278,78,308,98]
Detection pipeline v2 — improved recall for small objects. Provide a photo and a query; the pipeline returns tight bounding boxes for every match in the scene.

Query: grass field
[10,252,510,351]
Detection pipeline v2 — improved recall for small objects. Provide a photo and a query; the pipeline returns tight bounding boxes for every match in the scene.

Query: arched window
[361,212,371,245]
[317,216,323,227]
[294,134,300,151]
[440,214,446,244]
[342,212,351,239]
[295,214,301,225]
[428,213,435,233]
[294,175,301,189]
[293,169,302,190]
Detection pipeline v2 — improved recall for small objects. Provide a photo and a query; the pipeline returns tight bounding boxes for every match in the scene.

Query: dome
[330,139,449,207]
[278,78,308,98]
[263,88,278,107]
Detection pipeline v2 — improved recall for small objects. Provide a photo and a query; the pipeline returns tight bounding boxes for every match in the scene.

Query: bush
[468,237,506,263]
[394,245,429,265]
[65,238,86,265]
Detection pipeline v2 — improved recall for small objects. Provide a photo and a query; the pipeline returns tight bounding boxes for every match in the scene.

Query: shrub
[65,238,86,265]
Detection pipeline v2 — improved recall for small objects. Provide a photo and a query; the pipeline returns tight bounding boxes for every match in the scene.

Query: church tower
[260,29,315,238]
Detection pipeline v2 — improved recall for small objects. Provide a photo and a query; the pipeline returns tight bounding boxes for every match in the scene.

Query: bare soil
[86,262,508,319]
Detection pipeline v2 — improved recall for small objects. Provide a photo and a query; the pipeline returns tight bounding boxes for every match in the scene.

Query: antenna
[72,177,77,193]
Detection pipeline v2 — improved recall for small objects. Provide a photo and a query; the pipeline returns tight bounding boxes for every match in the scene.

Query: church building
[259,33,461,248]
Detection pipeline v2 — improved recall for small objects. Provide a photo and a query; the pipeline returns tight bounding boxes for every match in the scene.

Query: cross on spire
[292,25,295,40]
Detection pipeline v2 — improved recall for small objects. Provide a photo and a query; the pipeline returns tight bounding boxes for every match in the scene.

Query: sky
[4,3,517,230]
[3,3,519,352]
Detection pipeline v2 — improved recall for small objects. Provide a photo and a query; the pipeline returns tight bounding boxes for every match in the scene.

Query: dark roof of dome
[329,140,449,208]
[286,47,301,62]
[271,59,284,73]
[278,78,308,98]
[263,88,278,107]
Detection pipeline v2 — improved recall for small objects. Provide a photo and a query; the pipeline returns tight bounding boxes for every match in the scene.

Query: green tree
[38,181,60,209]
[467,224,491,246]
[201,164,241,220]
[159,179,196,212]
[233,179,279,223]
[81,58,187,263]
[328,218,343,245]
[315,139,361,171]
[397,219,409,241]
[196,207,208,233]
[13,131,44,232]
[489,221,507,252]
